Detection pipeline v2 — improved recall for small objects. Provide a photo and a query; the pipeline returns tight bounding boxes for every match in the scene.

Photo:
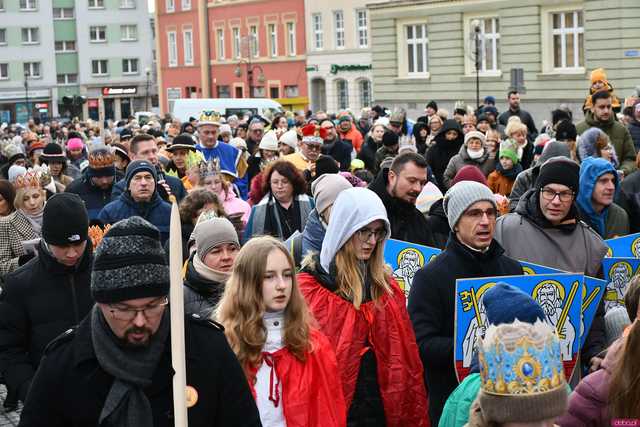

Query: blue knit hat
[483,282,546,326]
[125,159,157,188]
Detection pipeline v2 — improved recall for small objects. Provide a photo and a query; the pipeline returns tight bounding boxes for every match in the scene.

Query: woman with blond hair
[298,187,429,427]
[215,235,346,427]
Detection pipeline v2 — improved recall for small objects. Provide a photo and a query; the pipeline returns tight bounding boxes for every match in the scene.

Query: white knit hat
[258,130,279,152]
[279,129,298,149]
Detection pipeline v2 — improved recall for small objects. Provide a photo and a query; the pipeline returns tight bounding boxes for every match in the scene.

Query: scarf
[516,141,528,160]
[91,305,170,427]
[20,207,44,235]
[193,254,231,284]
[496,161,523,180]
[467,148,485,160]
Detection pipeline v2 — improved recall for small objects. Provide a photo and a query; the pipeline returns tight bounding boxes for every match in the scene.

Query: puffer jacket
[98,191,172,242]
[627,118,640,152]
[438,373,481,427]
[442,145,496,189]
[183,253,225,319]
[64,169,115,221]
[617,169,640,232]
[425,119,464,192]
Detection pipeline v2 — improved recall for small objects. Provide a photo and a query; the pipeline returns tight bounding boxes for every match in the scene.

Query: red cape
[298,273,430,427]
[249,329,347,427]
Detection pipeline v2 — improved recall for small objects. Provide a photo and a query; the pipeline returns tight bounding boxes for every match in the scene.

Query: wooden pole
[169,202,188,427]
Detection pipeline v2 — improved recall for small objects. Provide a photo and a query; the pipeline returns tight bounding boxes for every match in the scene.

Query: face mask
[467,148,485,159]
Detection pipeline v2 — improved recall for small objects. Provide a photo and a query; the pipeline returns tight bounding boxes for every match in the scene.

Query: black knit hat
[42,193,89,245]
[39,143,66,164]
[382,131,399,147]
[91,216,169,303]
[426,100,438,111]
[314,155,340,178]
[535,157,580,195]
[555,120,577,142]
[167,133,196,152]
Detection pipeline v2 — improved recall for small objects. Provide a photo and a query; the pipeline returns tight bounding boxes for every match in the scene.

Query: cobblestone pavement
[0,385,21,427]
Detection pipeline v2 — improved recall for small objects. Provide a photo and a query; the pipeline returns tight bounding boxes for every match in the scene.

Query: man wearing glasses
[283,123,327,172]
[20,216,260,426]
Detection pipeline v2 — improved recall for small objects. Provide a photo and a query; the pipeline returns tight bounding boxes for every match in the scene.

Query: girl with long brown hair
[215,235,346,427]
[298,187,429,427]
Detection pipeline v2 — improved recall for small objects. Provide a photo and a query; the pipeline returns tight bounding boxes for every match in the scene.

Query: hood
[301,209,326,255]
[320,187,390,272]
[434,120,463,146]
[584,109,615,129]
[458,143,490,163]
[576,156,619,236]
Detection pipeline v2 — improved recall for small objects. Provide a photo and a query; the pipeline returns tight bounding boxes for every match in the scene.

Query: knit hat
[337,114,352,124]
[537,142,571,167]
[478,321,568,423]
[167,133,196,152]
[87,145,116,178]
[194,217,239,261]
[279,129,298,149]
[67,138,84,151]
[464,130,486,146]
[483,282,546,326]
[91,217,169,303]
[219,124,232,135]
[42,193,89,245]
[499,140,519,165]
[535,157,579,195]
[2,143,24,162]
[382,131,399,147]
[259,130,279,152]
[443,180,496,229]
[389,111,405,124]
[125,159,157,188]
[452,165,488,186]
[554,120,577,142]
[229,137,248,151]
[590,67,607,84]
[483,106,498,117]
[311,173,353,216]
[483,96,496,105]
[27,140,47,155]
[39,143,66,164]
[8,165,26,182]
[314,155,340,177]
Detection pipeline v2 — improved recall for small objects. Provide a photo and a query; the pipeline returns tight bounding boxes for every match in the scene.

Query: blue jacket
[98,192,171,242]
[577,157,619,237]
[64,171,114,222]
[110,173,186,203]
[301,209,325,256]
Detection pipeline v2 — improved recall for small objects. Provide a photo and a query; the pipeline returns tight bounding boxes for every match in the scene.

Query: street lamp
[145,67,151,111]
[24,70,30,121]
[471,19,481,111]
[234,60,265,98]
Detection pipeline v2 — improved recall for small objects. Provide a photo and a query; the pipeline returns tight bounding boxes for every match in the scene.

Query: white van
[171,98,283,122]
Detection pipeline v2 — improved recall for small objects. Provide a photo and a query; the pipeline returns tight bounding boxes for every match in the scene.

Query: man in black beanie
[0,192,93,408]
[20,216,261,426]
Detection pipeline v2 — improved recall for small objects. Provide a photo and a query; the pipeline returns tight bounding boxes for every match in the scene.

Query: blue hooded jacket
[577,156,619,237]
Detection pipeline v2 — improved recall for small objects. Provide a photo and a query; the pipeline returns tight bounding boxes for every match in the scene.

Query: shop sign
[35,103,48,109]
[102,87,137,96]
[330,64,372,74]
[88,99,99,108]
[0,89,50,100]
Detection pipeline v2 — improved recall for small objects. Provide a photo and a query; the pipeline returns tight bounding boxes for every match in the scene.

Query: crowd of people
[1,66,640,426]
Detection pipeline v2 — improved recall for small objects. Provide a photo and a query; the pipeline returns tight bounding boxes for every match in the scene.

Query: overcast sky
[148,0,154,13]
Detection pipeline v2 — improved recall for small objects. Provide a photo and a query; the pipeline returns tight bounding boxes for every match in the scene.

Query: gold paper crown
[88,150,116,169]
[14,171,42,190]
[88,224,111,248]
[199,158,221,180]
[198,110,222,126]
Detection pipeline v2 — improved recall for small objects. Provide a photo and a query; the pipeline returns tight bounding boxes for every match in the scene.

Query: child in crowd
[487,140,523,196]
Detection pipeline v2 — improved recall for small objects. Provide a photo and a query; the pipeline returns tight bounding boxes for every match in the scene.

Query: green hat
[499,140,519,165]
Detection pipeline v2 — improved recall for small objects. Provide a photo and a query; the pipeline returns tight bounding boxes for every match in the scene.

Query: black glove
[18,253,36,266]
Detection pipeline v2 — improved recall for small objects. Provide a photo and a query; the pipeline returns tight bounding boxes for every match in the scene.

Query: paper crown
[199,158,221,180]
[88,224,111,248]
[478,320,566,396]
[14,171,42,190]
[198,110,222,127]
[88,149,115,170]
[301,124,327,143]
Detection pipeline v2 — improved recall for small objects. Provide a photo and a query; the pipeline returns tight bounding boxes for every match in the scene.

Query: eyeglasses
[540,188,574,203]
[464,208,497,219]
[304,143,322,151]
[108,297,168,321]
[355,227,386,243]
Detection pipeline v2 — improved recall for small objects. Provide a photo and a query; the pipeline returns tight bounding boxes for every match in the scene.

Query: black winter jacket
[425,120,464,192]
[357,135,380,174]
[183,254,225,319]
[19,313,261,427]
[425,198,450,249]
[618,169,640,233]
[407,236,522,425]
[0,241,93,401]
[64,170,115,222]
[321,138,353,171]
[498,108,539,143]
[369,169,436,247]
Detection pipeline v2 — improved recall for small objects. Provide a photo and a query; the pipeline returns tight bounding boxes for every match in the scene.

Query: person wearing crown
[198,158,251,226]
[65,144,118,222]
[283,123,326,172]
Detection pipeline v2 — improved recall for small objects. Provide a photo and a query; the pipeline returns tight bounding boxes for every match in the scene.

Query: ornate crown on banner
[478,320,566,396]
[198,110,222,127]
[199,158,221,180]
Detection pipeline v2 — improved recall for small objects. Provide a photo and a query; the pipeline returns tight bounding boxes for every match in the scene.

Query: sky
[148,0,154,13]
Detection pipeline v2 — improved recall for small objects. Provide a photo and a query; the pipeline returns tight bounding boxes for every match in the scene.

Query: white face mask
[467,148,485,159]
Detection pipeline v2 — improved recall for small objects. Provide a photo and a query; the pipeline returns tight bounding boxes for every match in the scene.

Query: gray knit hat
[91,216,169,303]
[310,173,353,217]
[443,180,496,229]
[194,217,239,261]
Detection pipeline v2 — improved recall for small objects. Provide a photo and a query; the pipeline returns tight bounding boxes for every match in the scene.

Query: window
[54,40,76,52]
[0,0,4,11]
[217,85,230,98]
[91,59,108,75]
[232,27,240,59]
[0,29,5,45]
[552,10,584,69]
[22,27,39,44]
[167,31,177,66]
[90,26,107,42]
[120,0,135,8]
[357,10,368,48]
[52,7,74,19]
[121,25,137,41]
[334,10,344,49]
[24,62,41,78]
[336,80,348,110]
[286,22,296,56]
[183,29,193,65]
[251,86,265,98]
[181,0,190,10]
[122,58,138,74]
[470,17,500,73]
[20,0,37,10]
[284,85,299,97]
[359,79,371,107]
[88,0,103,8]
[406,23,428,75]
[250,25,258,57]
[0,63,7,79]
[268,23,277,57]
[167,87,181,111]
[166,0,174,12]
[312,13,323,50]
[57,73,78,84]
[216,28,225,60]
[270,86,280,98]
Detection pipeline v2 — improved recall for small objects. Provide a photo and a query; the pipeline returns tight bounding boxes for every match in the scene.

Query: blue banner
[520,260,565,275]
[455,273,583,382]
[602,257,640,312]
[604,232,640,258]
[383,238,441,297]
[581,276,606,347]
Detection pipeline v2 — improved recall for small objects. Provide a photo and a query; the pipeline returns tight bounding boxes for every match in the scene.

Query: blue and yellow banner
[602,257,640,312]
[605,232,640,258]
[383,239,441,296]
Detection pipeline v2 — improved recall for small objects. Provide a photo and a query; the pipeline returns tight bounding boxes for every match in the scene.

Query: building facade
[369,0,640,121]
[304,0,387,114]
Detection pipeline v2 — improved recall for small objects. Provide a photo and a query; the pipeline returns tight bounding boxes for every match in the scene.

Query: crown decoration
[185,150,206,170]
[301,123,327,144]
[88,150,116,170]
[199,158,221,180]
[198,110,222,127]
[478,320,566,396]
[196,209,221,225]
[14,171,42,190]
[88,224,111,249]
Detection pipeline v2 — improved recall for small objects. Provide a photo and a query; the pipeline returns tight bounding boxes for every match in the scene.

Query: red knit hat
[453,165,488,186]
